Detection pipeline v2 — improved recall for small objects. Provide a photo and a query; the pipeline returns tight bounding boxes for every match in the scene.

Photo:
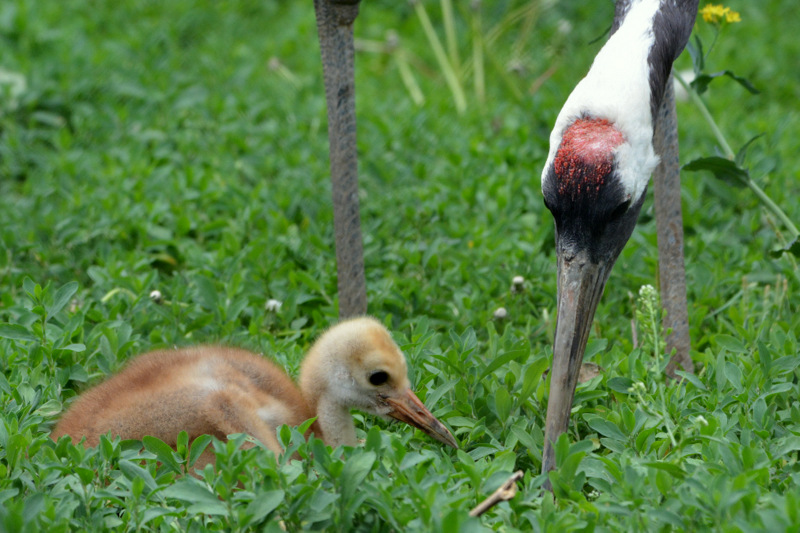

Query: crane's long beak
[542,248,611,475]
[385,389,458,448]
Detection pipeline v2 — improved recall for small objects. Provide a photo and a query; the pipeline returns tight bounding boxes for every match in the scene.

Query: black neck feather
[611,0,699,122]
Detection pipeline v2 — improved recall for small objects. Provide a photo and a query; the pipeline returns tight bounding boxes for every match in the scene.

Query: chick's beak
[385,389,458,448]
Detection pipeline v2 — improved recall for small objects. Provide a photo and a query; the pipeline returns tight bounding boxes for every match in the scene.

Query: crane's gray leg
[653,72,694,377]
[313,0,368,318]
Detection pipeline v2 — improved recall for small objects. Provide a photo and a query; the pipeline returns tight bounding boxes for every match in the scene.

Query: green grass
[1,0,799,530]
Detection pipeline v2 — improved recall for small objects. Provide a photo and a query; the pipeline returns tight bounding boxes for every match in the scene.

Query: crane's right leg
[653,72,694,378]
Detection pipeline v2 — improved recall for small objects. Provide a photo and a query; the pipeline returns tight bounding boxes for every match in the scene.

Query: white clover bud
[639,284,657,299]
[637,284,659,319]
[493,307,508,319]
[694,415,708,427]
[265,298,282,312]
[627,381,646,395]
[149,290,163,303]
[511,275,525,293]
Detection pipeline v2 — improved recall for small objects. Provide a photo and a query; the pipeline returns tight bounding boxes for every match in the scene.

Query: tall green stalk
[411,0,466,113]
[676,72,800,243]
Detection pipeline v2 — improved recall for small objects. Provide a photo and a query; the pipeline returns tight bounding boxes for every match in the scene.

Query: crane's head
[538,0,698,476]
[540,113,654,474]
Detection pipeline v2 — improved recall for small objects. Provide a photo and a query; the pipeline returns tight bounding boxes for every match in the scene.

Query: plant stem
[658,386,678,448]
[411,0,466,113]
[440,0,460,71]
[675,73,733,156]
[704,26,720,62]
[395,52,425,106]
[741,179,800,240]
[676,72,800,241]
[470,1,485,103]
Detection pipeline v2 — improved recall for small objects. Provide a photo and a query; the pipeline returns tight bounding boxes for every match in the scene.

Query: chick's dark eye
[368,370,389,386]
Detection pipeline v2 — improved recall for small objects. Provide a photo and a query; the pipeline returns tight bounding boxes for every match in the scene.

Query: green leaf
[22,493,46,523]
[724,361,743,392]
[194,276,218,310]
[752,397,767,427]
[788,238,800,257]
[163,478,228,516]
[141,508,177,527]
[304,490,338,522]
[606,377,634,394]
[683,157,749,187]
[0,373,11,395]
[771,435,800,459]
[0,324,37,342]
[297,416,318,435]
[770,237,800,258]
[162,478,219,504]
[687,34,704,75]
[494,386,512,421]
[479,347,527,381]
[245,490,284,524]
[570,439,595,456]
[143,436,183,474]
[715,334,748,354]
[291,270,325,296]
[771,355,800,375]
[519,357,549,402]
[457,449,480,487]
[447,416,477,429]
[554,432,571,467]
[644,461,686,480]
[99,434,116,462]
[118,459,158,491]
[0,489,20,506]
[188,435,214,469]
[364,425,382,452]
[586,418,627,442]
[715,351,727,391]
[583,338,608,361]
[509,425,537,449]
[651,509,684,528]
[48,281,79,320]
[61,343,86,352]
[68,364,89,383]
[691,70,760,95]
[674,370,706,391]
[23,278,38,301]
[341,451,375,500]
[756,341,772,376]
[735,133,764,166]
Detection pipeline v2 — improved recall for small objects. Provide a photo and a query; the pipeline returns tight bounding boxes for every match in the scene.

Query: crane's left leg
[313,0,368,319]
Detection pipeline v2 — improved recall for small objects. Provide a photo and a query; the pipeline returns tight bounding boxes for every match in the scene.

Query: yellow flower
[700,4,724,23]
[700,4,741,24]
[725,10,741,23]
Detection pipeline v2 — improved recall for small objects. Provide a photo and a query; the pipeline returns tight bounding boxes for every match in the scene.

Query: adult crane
[540,0,698,478]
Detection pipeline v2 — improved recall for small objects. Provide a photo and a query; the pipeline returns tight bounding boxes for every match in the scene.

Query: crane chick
[51,317,457,465]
